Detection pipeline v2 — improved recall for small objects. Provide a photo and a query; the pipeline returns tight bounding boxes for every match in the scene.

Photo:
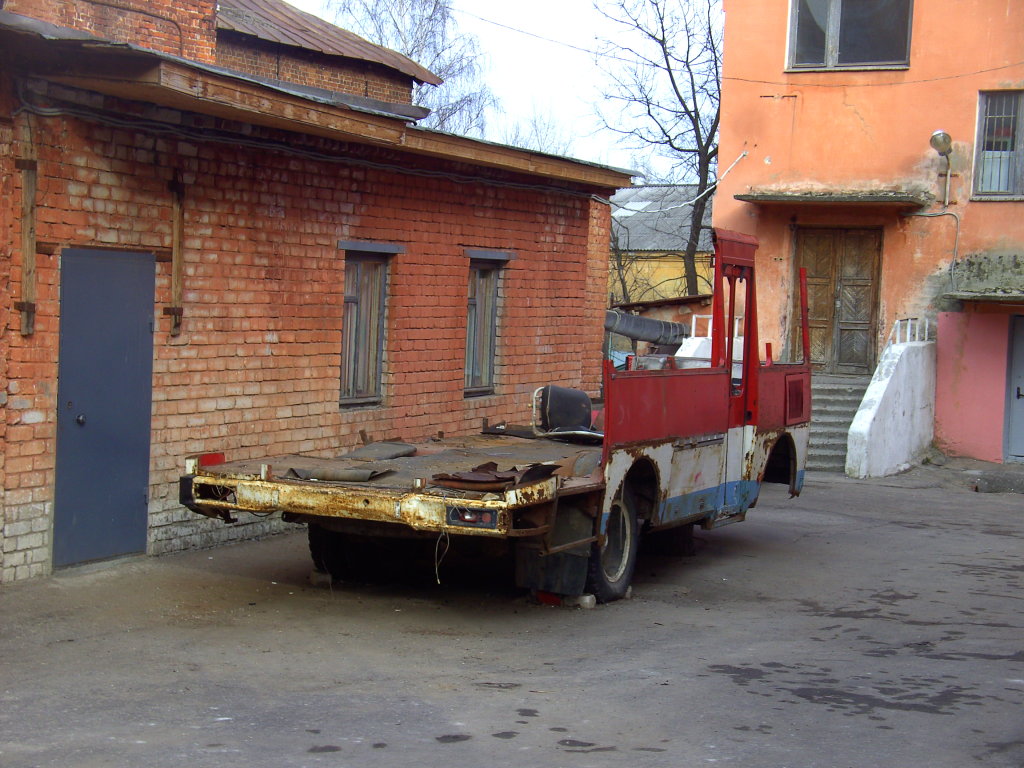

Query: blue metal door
[53,249,155,566]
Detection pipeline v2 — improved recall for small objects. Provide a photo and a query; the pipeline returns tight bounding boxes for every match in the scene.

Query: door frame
[52,247,156,567]
[1006,314,1024,463]
[791,226,883,375]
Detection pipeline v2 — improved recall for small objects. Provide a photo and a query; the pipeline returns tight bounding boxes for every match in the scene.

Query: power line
[725,60,1024,89]
[451,7,641,66]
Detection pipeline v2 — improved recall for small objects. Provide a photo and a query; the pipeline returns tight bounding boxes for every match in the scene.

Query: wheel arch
[761,431,799,494]
[612,456,660,528]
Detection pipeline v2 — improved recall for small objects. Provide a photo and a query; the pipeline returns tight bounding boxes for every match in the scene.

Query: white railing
[689,313,744,339]
[886,317,932,348]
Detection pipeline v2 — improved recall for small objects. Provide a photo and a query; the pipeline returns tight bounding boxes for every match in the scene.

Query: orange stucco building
[716,0,1024,463]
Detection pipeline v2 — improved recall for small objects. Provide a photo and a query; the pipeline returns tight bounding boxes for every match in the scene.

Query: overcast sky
[286,0,638,171]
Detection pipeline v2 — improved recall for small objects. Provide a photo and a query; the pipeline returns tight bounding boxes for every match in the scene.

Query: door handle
[75,414,87,426]
[1017,387,1023,400]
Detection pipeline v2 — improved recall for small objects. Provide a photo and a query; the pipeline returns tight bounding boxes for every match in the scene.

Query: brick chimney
[4,0,217,63]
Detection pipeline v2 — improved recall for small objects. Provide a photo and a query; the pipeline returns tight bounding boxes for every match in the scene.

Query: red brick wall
[0,77,13,563]
[216,34,414,105]
[5,0,217,63]
[0,80,610,581]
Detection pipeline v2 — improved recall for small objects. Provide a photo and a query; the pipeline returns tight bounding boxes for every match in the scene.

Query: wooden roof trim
[49,60,633,189]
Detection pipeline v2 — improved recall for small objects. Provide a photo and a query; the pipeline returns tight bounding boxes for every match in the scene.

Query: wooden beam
[49,62,633,190]
[16,115,37,336]
[168,173,185,336]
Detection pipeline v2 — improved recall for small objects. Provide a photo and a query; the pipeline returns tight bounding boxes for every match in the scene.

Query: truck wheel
[307,523,351,581]
[585,494,639,603]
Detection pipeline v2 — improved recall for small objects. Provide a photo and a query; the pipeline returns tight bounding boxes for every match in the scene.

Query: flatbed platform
[202,433,602,493]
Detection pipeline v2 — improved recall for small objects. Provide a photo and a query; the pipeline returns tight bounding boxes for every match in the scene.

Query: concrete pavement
[1,466,1022,768]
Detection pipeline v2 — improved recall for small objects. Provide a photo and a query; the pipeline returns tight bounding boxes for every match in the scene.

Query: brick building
[0,0,630,581]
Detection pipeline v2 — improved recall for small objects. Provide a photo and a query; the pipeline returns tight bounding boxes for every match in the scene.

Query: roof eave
[735,189,932,210]
[944,292,1024,306]
[39,59,631,189]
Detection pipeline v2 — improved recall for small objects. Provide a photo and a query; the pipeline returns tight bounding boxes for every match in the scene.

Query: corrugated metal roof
[611,185,715,252]
[217,0,442,85]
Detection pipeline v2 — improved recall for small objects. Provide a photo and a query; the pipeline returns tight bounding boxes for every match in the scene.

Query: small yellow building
[609,185,714,306]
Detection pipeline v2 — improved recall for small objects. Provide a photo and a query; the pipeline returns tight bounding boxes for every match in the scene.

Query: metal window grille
[976,91,1022,196]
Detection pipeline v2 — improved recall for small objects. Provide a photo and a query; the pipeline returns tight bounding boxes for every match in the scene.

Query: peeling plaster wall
[716,0,1024,462]
[716,0,1024,354]
[847,341,935,478]
[951,252,1024,296]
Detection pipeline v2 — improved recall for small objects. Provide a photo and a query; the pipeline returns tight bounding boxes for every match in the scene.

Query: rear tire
[585,493,639,603]
[308,523,354,581]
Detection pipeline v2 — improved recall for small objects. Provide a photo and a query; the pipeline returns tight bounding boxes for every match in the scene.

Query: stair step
[807,375,869,475]
[807,462,846,473]
[812,408,860,420]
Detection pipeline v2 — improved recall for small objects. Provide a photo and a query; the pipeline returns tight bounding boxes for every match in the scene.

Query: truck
[179,229,812,603]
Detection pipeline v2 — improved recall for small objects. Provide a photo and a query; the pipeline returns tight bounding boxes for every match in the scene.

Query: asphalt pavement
[1,464,1022,768]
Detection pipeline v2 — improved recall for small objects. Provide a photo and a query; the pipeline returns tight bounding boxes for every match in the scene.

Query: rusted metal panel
[758,365,811,429]
[187,459,563,537]
[713,228,759,268]
[603,362,731,449]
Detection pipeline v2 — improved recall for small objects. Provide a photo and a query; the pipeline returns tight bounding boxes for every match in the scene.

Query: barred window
[975,91,1023,198]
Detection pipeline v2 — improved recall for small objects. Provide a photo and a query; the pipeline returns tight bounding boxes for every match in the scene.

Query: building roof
[217,0,442,86]
[0,11,632,191]
[611,184,714,253]
[612,294,712,311]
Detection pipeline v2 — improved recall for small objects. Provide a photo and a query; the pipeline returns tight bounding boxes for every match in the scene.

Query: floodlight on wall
[930,130,953,157]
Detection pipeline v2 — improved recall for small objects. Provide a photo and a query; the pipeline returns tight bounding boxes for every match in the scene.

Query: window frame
[464,250,511,397]
[973,90,1024,201]
[339,250,391,407]
[788,0,913,72]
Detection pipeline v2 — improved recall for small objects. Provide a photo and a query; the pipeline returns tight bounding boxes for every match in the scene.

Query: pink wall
[935,311,1009,461]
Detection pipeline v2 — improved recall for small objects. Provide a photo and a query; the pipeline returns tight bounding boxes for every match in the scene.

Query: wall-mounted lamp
[930,130,953,157]
[929,130,953,207]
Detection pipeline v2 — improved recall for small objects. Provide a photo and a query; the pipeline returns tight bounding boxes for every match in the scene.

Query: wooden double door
[794,228,881,375]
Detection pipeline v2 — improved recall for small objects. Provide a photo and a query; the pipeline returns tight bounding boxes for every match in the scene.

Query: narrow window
[975,91,1023,198]
[465,261,500,395]
[791,0,912,70]
[462,249,511,396]
[340,254,387,405]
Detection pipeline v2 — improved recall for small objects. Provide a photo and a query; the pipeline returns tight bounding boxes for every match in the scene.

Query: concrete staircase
[808,374,871,473]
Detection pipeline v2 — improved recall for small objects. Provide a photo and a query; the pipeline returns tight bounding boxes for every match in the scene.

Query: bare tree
[328,0,498,136]
[501,109,576,156]
[597,0,721,276]
[609,238,713,307]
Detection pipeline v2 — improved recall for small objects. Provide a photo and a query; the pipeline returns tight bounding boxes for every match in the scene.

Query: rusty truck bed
[181,433,604,537]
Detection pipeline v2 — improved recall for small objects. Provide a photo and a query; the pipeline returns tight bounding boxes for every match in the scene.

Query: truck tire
[585,493,639,603]
[307,523,351,581]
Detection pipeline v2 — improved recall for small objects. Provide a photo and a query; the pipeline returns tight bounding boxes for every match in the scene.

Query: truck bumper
[182,472,560,538]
